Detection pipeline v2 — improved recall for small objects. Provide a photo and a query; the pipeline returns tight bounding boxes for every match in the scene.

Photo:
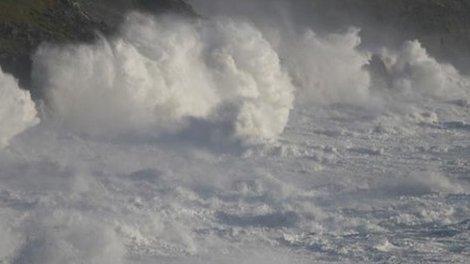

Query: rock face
[0,0,194,95]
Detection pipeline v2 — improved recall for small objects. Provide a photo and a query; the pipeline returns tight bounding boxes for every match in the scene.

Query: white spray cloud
[32,9,468,148]
[202,19,294,143]
[190,0,470,106]
[0,67,39,148]
[189,0,374,105]
[284,28,372,105]
[382,40,470,100]
[33,13,294,145]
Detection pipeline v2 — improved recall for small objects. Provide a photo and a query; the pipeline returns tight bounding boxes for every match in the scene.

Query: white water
[0,67,38,148]
[33,14,294,145]
[0,5,469,264]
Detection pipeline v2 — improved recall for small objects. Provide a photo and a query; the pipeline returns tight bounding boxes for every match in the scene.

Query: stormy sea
[0,0,468,263]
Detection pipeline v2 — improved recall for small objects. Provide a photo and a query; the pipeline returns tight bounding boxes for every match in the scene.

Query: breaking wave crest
[284,28,372,105]
[0,67,38,148]
[375,40,470,100]
[30,12,470,146]
[33,14,294,145]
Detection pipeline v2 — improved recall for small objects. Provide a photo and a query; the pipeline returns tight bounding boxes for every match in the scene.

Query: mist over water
[0,1,469,263]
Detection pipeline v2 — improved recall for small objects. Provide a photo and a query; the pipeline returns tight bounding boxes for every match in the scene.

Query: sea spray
[33,14,294,145]
[0,67,38,148]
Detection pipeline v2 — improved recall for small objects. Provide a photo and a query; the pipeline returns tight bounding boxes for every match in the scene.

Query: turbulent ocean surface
[0,1,469,263]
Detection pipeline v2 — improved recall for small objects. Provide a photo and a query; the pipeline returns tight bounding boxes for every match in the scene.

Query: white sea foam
[32,10,469,147]
[377,40,470,100]
[1,2,469,264]
[0,67,38,148]
[284,28,372,105]
[14,210,124,264]
[33,14,294,145]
